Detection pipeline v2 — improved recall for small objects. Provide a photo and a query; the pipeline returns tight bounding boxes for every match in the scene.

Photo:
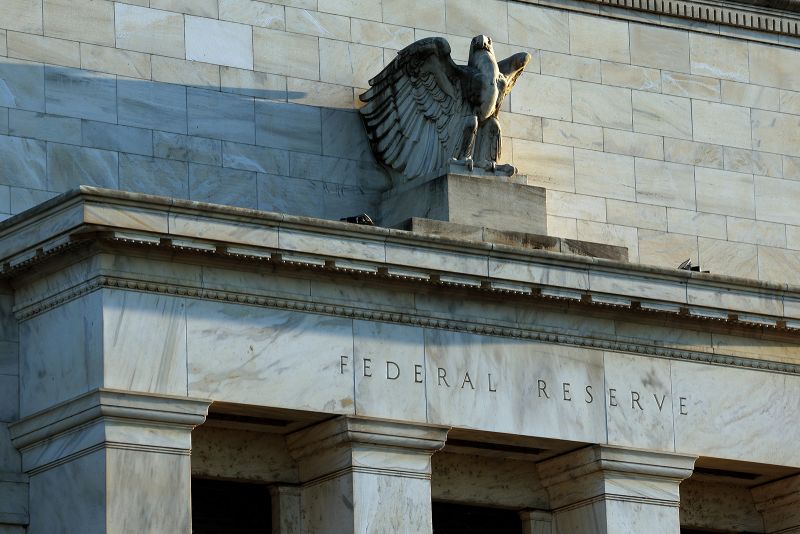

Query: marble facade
[0,188,797,532]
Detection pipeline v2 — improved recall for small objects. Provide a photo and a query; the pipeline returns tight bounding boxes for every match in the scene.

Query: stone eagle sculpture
[360,35,531,181]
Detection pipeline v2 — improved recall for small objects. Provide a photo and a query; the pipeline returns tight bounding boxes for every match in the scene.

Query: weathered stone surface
[185,16,253,70]
[115,4,185,58]
[187,88,255,144]
[118,78,187,134]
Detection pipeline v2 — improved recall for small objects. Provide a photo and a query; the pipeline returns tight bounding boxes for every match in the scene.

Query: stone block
[759,246,800,284]
[287,77,354,109]
[576,220,638,261]
[755,176,800,226]
[153,131,222,166]
[46,143,118,192]
[0,30,5,57]
[510,73,571,121]
[221,67,286,101]
[662,71,720,101]
[352,19,416,50]
[721,81,779,111]
[319,0,381,20]
[512,139,574,192]
[542,119,602,151]
[499,113,542,142]
[752,109,800,157]
[220,0,285,29]
[187,88,255,144]
[508,3,568,53]
[635,158,695,209]
[788,225,800,250]
[638,229,698,268]
[541,52,600,83]
[255,100,321,153]
[11,187,58,214]
[151,56,220,90]
[118,154,188,199]
[118,77,187,134]
[632,91,692,139]
[222,141,290,175]
[150,0,218,17]
[752,151,783,178]
[7,32,80,68]
[666,208,727,240]
[80,43,151,79]
[570,13,629,63]
[9,109,81,145]
[690,33,749,82]
[629,23,689,73]
[81,120,153,156]
[253,28,319,80]
[664,138,722,169]
[692,100,751,150]
[445,0,508,43]
[0,0,43,33]
[258,173,380,219]
[43,0,115,47]
[0,108,7,136]
[695,167,754,218]
[115,4,185,58]
[45,66,116,123]
[0,135,47,189]
[0,57,45,112]
[604,129,663,160]
[601,62,660,92]
[548,215,577,239]
[572,81,631,130]
[320,39,383,89]
[321,109,374,162]
[607,199,666,231]
[379,173,547,234]
[727,216,786,247]
[186,16,253,70]
[574,149,635,201]
[286,7,350,40]
[780,88,800,115]
[383,0,444,32]
[189,163,257,209]
[750,42,800,92]
[546,190,606,222]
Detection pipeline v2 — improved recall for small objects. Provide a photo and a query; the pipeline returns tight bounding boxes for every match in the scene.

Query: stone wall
[2,0,800,283]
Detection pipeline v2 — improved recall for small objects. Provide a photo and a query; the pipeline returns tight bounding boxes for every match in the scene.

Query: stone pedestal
[537,446,696,534]
[9,389,210,534]
[379,172,547,235]
[287,416,448,534]
[752,474,800,533]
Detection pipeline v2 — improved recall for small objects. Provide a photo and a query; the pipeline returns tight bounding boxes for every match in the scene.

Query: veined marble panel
[672,360,800,467]
[102,290,188,396]
[604,352,674,451]
[169,212,279,249]
[353,321,427,421]
[19,292,103,416]
[187,300,355,413]
[488,257,588,289]
[424,329,607,442]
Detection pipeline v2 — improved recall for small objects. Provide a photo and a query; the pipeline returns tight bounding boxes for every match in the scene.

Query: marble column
[752,473,800,533]
[9,388,210,534]
[520,510,553,533]
[287,416,449,534]
[537,446,696,534]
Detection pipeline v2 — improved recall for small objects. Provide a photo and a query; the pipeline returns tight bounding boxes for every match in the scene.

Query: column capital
[286,416,449,483]
[9,388,210,473]
[537,445,696,510]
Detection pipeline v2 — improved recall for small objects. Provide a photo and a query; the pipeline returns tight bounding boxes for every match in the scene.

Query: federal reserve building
[2,0,800,532]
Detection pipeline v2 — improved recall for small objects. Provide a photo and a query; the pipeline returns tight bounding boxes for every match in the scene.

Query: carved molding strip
[572,0,800,37]
[15,274,800,377]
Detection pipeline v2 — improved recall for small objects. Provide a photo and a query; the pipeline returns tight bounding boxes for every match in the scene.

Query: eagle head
[470,35,494,55]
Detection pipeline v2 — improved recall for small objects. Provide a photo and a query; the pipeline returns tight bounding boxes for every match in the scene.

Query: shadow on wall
[0,59,392,223]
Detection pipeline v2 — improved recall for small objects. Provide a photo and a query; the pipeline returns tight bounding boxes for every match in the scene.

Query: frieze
[14,273,800,377]
[341,355,692,415]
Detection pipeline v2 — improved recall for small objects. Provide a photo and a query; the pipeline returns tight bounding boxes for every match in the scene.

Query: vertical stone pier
[287,417,449,534]
[9,389,209,534]
[538,446,696,534]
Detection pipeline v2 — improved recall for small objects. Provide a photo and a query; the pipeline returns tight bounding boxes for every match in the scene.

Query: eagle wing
[494,52,532,117]
[359,37,469,181]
